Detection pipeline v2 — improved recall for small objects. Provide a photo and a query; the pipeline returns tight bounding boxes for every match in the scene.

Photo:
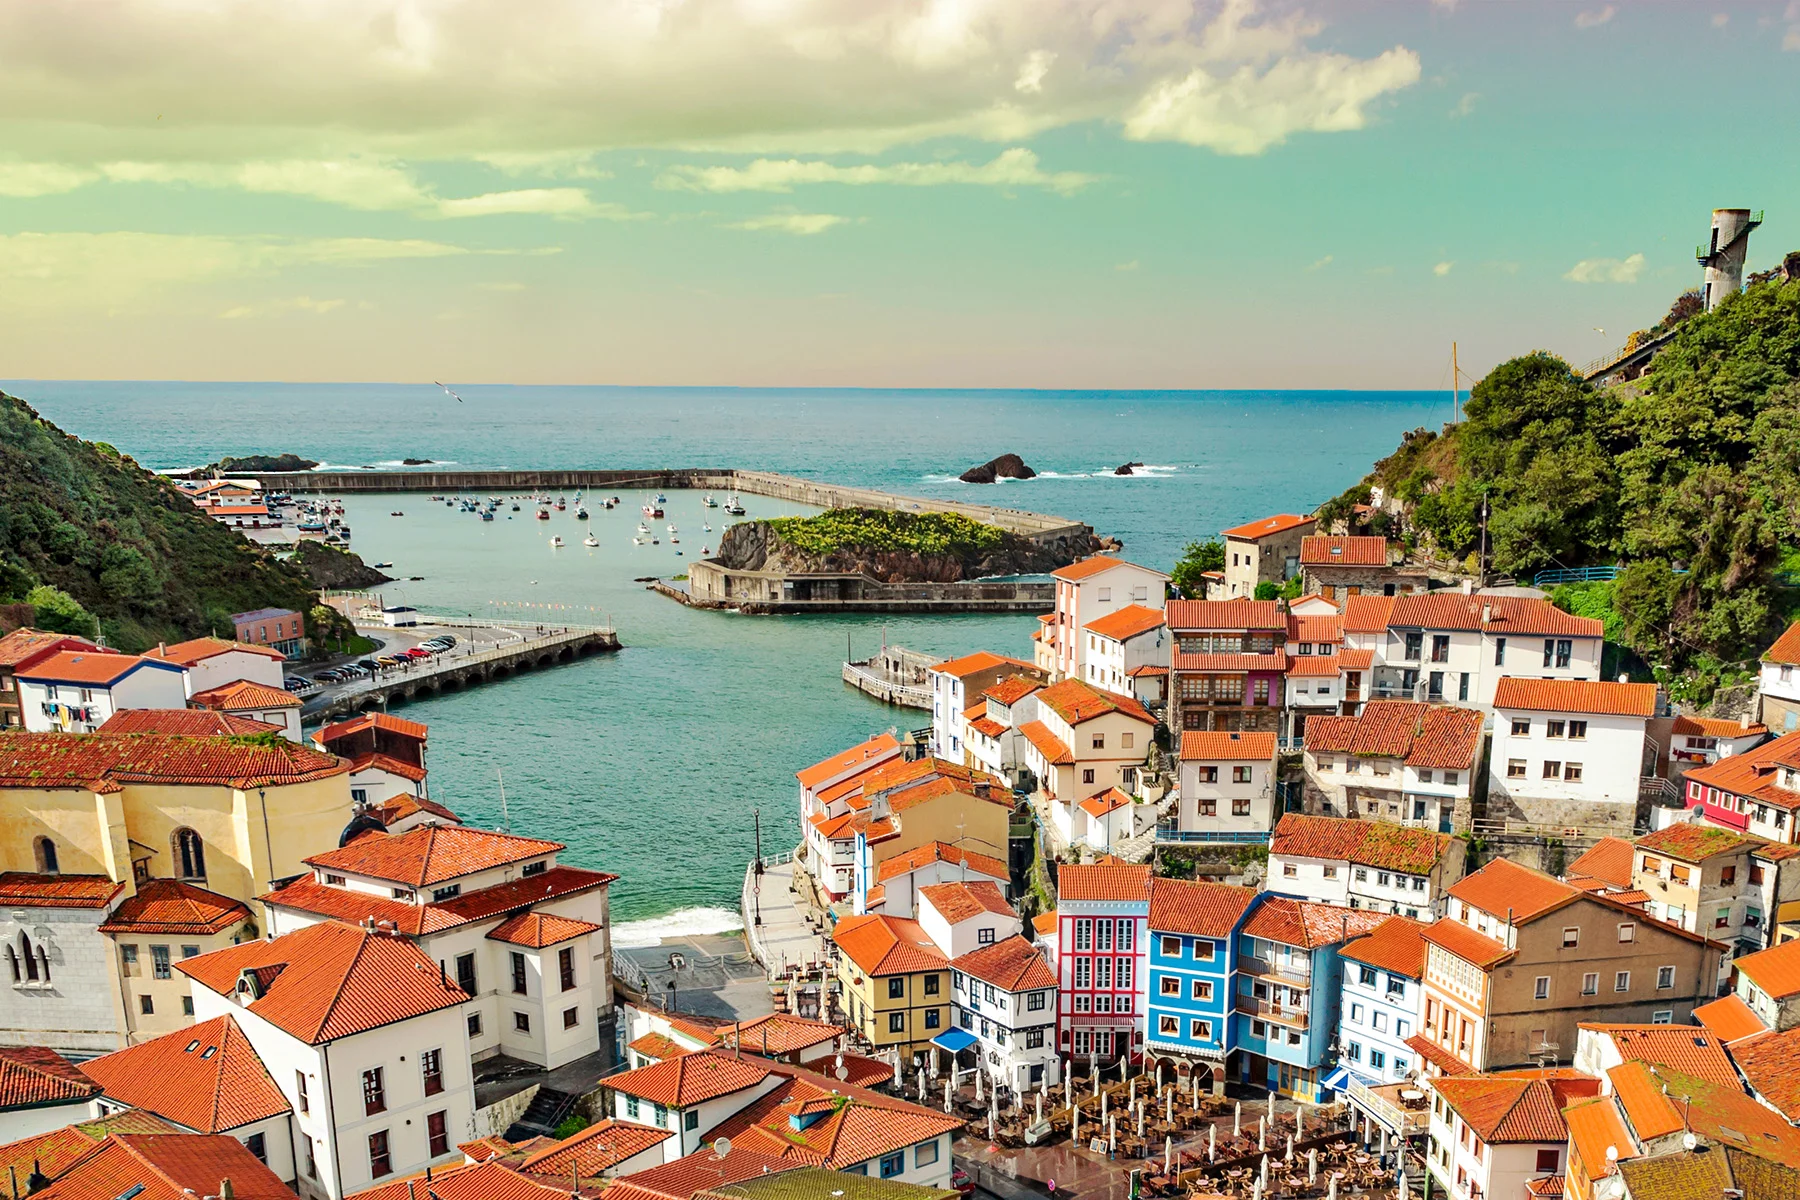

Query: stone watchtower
[1698,207,1762,310]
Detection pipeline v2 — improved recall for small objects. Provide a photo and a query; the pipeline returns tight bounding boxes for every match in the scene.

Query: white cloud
[0,162,99,198]
[1574,6,1616,29]
[433,188,643,219]
[657,147,1097,195]
[1564,252,1646,284]
[220,295,347,319]
[1115,259,1140,271]
[728,213,850,235]
[1015,50,1057,95]
[1449,92,1478,119]
[1433,261,1453,276]
[1306,254,1332,271]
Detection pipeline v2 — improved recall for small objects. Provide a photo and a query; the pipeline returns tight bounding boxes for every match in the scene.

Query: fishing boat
[511,503,520,511]
[667,523,677,533]
[651,536,660,544]
[608,495,621,506]
[637,521,650,535]
[642,502,664,518]
[602,498,615,510]
[724,498,746,516]
[550,536,564,548]
[298,521,327,533]
[582,534,598,547]
[632,535,646,545]
[703,493,718,507]
[390,510,404,517]
[702,545,711,555]
[702,521,712,533]
[536,509,550,521]
[555,498,566,511]
[480,510,494,521]
[654,492,668,504]
[371,561,394,569]
[575,506,589,519]
[671,535,680,544]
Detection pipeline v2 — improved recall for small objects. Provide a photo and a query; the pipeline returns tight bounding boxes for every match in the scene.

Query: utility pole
[1479,493,1490,587]
[752,807,763,928]
[1451,341,1459,426]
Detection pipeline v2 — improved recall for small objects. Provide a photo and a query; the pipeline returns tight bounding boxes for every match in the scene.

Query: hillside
[1319,268,1800,675]
[717,508,1101,581]
[0,390,342,652]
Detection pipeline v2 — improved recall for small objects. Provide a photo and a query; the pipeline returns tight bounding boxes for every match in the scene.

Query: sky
[2,0,1798,389]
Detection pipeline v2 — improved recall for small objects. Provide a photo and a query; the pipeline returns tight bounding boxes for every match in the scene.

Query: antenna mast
[497,768,511,833]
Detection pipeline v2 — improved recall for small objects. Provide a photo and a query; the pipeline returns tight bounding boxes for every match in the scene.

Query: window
[1458,673,1469,702]
[1192,979,1212,1001]
[1347,1042,1362,1062]
[626,1095,640,1120]
[512,952,528,994]
[1159,1014,1179,1036]
[560,947,577,991]
[431,884,461,901]
[1653,1010,1673,1024]
[362,1067,386,1115]
[1543,639,1555,668]
[368,1132,392,1179]
[296,1071,309,1113]
[414,1048,444,1097]
[1564,763,1583,782]
[1556,639,1573,668]
[1350,1003,1364,1022]
[1283,863,1298,877]
[151,945,171,980]
[1534,976,1550,999]
[1196,766,1218,783]
[139,995,154,1015]
[522,861,548,877]
[33,838,58,875]
[1162,935,1181,957]
[173,828,206,879]
[1091,734,1105,750]
[427,1110,449,1157]
[1190,1019,1212,1040]
[684,1110,700,1131]
[887,977,906,1000]
[1507,759,1526,778]
[1025,1029,1044,1048]
[1542,760,1562,779]
[978,928,995,945]
[1161,976,1181,996]
[888,1012,906,1033]
[1581,973,1598,996]
[1562,927,1580,948]
[924,974,940,995]
[1510,718,1530,737]
[1233,766,1252,783]
[1617,923,1635,943]
[1657,966,1675,990]
[916,1142,941,1168]
[880,1152,906,1179]
[325,873,346,886]
[1370,1050,1386,1070]
[455,953,476,994]
[1545,719,1565,739]
[1359,966,1377,986]
[1122,732,1134,749]
[1232,797,1251,816]
[1194,940,1213,961]
[515,1012,531,1032]
[392,888,415,900]
[468,1012,483,1038]
[1615,971,1630,992]
[924,1008,940,1028]
[1431,635,1450,663]
[1444,772,1459,786]
[1568,720,1587,739]
[1404,632,1422,660]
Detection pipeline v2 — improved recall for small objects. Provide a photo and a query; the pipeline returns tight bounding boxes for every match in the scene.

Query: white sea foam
[612,906,745,948]
[372,460,460,468]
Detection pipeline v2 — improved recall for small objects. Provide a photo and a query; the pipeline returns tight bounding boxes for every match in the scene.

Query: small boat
[602,498,615,510]
[671,536,680,544]
[637,522,649,534]
[390,511,404,517]
[371,561,394,569]
[480,511,494,521]
[642,502,665,518]
[703,493,718,508]
[702,545,711,555]
[702,521,712,533]
[511,503,520,511]
[667,523,677,533]
[536,509,550,521]
[651,537,660,544]
[724,496,746,515]
[555,500,566,511]
[576,506,589,519]
[583,534,598,547]
[654,492,668,504]
[550,536,563,548]
[633,536,646,545]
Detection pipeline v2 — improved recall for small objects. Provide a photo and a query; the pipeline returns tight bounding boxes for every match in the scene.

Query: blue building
[1234,898,1388,1102]
[1145,879,1261,1095]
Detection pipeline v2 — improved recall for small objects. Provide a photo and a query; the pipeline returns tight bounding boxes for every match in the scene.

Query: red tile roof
[1084,605,1166,642]
[1164,599,1286,632]
[698,1059,962,1172]
[317,711,429,743]
[1493,677,1657,718]
[1241,898,1386,948]
[1692,994,1767,1043]
[1283,654,1343,678]
[305,825,562,886]
[0,630,94,670]
[1035,678,1155,726]
[0,873,123,909]
[1430,1070,1600,1143]
[917,881,1015,924]
[1179,730,1277,762]
[34,1134,294,1200]
[265,864,613,935]
[832,915,949,976]
[1032,911,1057,936]
[146,637,285,665]
[97,880,250,936]
[605,1050,774,1109]
[713,1015,844,1057]
[0,732,347,789]
[1300,536,1388,567]
[982,676,1043,706]
[347,751,428,783]
[1671,714,1768,738]
[374,793,463,827]
[951,935,1056,992]
[1765,620,1800,667]
[0,1047,98,1110]
[1341,595,1396,633]
[1734,937,1800,1000]
[1607,1063,1800,1165]
[190,680,300,710]
[1269,814,1456,875]
[967,716,1005,738]
[1450,857,1581,923]
[874,841,1008,885]
[1523,1175,1565,1198]
[81,1016,289,1132]
[930,651,1035,679]
[1146,879,1257,939]
[1384,593,1604,638]
[177,921,469,1044]
[1017,719,1073,766]
[516,1119,673,1179]
[1221,514,1314,541]
[97,709,280,736]
[14,651,178,686]
[796,735,901,789]
[348,1159,577,1200]
[488,911,602,948]
[1562,1096,1637,1182]
[1056,862,1151,903]
[1636,822,1788,863]
[1728,1026,1800,1120]
[1303,701,1484,770]
[1404,1034,1476,1077]
[1170,651,1287,673]
[1681,731,1800,812]
[1566,837,1635,890]
[1078,787,1134,819]
[599,1146,794,1200]
[1339,916,1430,979]
[1287,614,1343,644]
[1576,1023,1738,1086]
[1052,556,1163,583]
[630,1033,692,1062]
[1421,917,1515,969]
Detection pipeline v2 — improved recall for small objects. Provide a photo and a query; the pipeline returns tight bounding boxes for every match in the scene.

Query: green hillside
[1320,270,1800,675]
[0,390,341,653]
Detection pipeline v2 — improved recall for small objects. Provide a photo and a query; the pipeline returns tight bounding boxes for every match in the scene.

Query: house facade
[0,630,99,731]
[1265,814,1464,918]
[0,873,127,1055]
[146,637,286,693]
[1297,537,1426,605]
[1335,917,1429,1139]
[98,879,256,1043]
[947,935,1059,1091]
[1220,514,1315,601]
[231,608,307,658]
[1302,701,1483,834]
[1081,605,1169,712]
[1054,862,1151,1067]
[13,651,189,734]
[1424,1069,1597,1200]
[1630,821,1800,960]
[1681,729,1800,845]
[1018,680,1156,852]
[927,652,1040,765]
[1036,558,1169,683]
[1165,600,1287,734]
[1172,731,1278,841]
[831,915,951,1059]
[1144,879,1259,1092]
[1760,621,1800,733]
[1488,679,1658,832]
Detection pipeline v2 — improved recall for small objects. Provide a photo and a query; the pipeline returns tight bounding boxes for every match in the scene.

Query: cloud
[1449,92,1478,119]
[1115,259,1140,271]
[1433,261,1453,276]
[1574,6,1616,28]
[219,295,347,319]
[657,148,1098,195]
[0,162,99,198]
[433,188,643,219]
[1564,252,1646,283]
[1306,254,1333,271]
[0,1,1425,162]
[728,213,849,235]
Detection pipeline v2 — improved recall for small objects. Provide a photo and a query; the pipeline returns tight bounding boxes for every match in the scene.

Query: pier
[842,644,939,708]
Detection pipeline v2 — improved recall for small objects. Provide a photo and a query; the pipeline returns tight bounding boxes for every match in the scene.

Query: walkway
[741,856,832,978]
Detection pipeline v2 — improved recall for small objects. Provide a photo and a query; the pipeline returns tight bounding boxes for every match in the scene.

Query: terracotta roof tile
[1404,1034,1476,1077]
[0,1048,98,1110]
[1577,1024,1738,1087]
[1607,1063,1800,1165]
[1385,594,1604,638]
[177,921,469,1044]
[1636,822,1774,863]
[1562,1096,1637,1181]
[1430,1070,1600,1143]
[1734,938,1800,1000]
[1523,1175,1564,1198]
[605,1051,775,1109]
[1242,898,1386,949]
[1671,715,1768,738]
[1221,514,1314,541]
[1018,720,1074,766]
[1566,837,1636,890]
[1422,918,1515,970]
[982,676,1043,706]
[1170,651,1288,672]
[1692,994,1767,1043]
[1147,879,1257,939]
[873,841,1008,885]
[1300,536,1388,567]
[488,911,602,948]
[98,709,280,736]
[930,651,1035,679]
[36,1134,294,1200]
[1270,814,1456,875]
[1450,858,1581,923]
[0,732,346,789]
[1179,731,1277,761]
[0,873,123,909]
[1765,620,1800,667]
[1078,787,1135,819]
[346,751,427,783]
[600,1146,795,1200]
[306,825,562,886]
[516,1119,673,1179]
[1682,732,1800,812]
[1032,911,1057,936]
[190,680,301,710]
[1728,1026,1800,1121]
[796,735,901,789]
[951,935,1056,992]
[1493,678,1657,718]
[713,1015,844,1057]
[1341,595,1396,633]
[1056,862,1151,903]
[146,637,284,665]
[1284,654,1343,678]
[374,793,462,827]
[14,651,179,686]
[698,1059,961,1172]
[1035,679,1154,726]
[832,915,949,976]
[1287,614,1343,644]
[1340,916,1430,979]
[1302,701,1483,769]
[98,880,250,935]
[348,1159,576,1200]
[81,1016,289,1132]
[263,864,613,935]
[1052,556,1164,583]
[1084,605,1166,642]
[0,630,93,670]
[317,711,429,743]
[967,716,1006,738]
[630,1033,691,1061]
[1163,599,1286,632]
[918,881,1015,925]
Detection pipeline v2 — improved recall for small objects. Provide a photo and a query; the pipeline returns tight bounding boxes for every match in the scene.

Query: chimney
[1481,604,1492,624]
[1461,580,1473,596]
[1741,713,1752,730]
[219,1181,234,1200]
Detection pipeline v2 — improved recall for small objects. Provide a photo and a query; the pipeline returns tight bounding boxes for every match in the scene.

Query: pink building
[230,607,307,657]
[1055,860,1151,1068]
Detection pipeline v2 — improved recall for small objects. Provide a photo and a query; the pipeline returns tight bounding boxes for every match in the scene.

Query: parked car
[951,1169,975,1198]
[357,658,382,672]
[433,634,458,648]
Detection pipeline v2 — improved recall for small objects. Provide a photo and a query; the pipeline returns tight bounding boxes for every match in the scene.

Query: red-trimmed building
[1054,861,1151,1066]
[1682,729,1800,845]
[0,629,98,731]
[13,650,188,734]
[1164,599,1288,734]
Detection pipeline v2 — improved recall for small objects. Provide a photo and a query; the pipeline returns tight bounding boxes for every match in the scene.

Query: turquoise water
[9,381,1448,937]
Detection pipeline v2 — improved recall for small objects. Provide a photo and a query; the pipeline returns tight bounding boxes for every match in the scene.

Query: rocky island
[959,453,1036,483]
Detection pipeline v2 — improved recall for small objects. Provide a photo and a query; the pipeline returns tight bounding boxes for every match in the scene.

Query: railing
[612,950,650,995]
[1470,817,1645,841]
[1277,737,1305,753]
[1154,827,1272,846]
[1346,1078,1430,1136]
[842,661,931,706]
[1640,775,1680,803]
[1239,957,1313,989]
[1233,994,1309,1028]
[1532,566,1620,587]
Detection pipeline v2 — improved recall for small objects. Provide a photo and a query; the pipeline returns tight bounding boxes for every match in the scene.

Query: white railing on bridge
[842,662,931,706]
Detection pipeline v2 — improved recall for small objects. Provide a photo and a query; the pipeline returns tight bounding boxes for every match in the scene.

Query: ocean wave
[371,460,459,468]
[612,905,744,948]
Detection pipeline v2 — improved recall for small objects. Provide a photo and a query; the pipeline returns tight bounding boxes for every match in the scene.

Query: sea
[8,381,1450,943]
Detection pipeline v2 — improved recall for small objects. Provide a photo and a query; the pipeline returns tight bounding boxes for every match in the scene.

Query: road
[295,618,537,718]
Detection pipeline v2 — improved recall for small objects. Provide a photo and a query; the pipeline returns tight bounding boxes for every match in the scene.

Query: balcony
[1346,1078,1431,1136]
[1239,957,1312,989]
[1233,993,1309,1029]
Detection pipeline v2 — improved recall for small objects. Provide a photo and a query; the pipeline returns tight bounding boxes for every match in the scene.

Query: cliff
[291,541,394,589]
[715,508,1101,582]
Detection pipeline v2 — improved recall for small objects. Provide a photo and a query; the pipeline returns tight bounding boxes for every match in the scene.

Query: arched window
[17,933,37,983]
[174,828,206,880]
[33,838,59,875]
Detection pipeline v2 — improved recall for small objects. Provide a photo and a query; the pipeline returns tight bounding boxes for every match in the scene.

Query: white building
[147,637,286,693]
[1489,679,1657,830]
[917,880,1019,959]
[1174,731,1278,840]
[1266,814,1464,918]
[961,676,1043,787]
[1077,787,1147,854]
[1342,593,1605,712]
[1303,701,1484,833]
[261,824,615,1071]
[1760,620,1800,734]
[0,1046,102,1143]
[13,651,189,734]
[1081,605,1169,710]
[1036,557,1169,682]
[179,920,477,1200]
[1019,680,1157,852]
[1425,1069,1592,1200]
[1665,714,1768,774]
[1335,916,1428,1094]
[868,841,1011,920]
[948,935,1060,1091]
[927,652,1039,764]
[0,873,127,1057]
[191,680,304,740]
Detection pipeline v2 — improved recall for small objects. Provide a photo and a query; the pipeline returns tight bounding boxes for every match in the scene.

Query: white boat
[651,536,660,544]
[637,522,649,535]
[550,536,564,548]
[702,521,712,533]
[667,523,677,533]
[633,536,646,545]
[583,534,598,547]
[703,493,718,507]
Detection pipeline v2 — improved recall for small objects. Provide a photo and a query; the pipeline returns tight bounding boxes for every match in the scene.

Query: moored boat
[583,534,598,547]
[550,536,563,548]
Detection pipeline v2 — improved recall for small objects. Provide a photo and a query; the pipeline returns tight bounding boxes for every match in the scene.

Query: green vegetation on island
[1319,270,1800,680]
[0,390,350,653]
[763,509,1006,557]
[204,452,319,473]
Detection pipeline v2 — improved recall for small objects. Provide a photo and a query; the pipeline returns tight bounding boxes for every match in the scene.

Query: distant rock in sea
[959,454,1037,484]
[402,457,435,466]
[208,452,319,473]
[1114,461,1145,476]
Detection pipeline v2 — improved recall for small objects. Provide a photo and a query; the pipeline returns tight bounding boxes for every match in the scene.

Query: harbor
[841,642,939,708]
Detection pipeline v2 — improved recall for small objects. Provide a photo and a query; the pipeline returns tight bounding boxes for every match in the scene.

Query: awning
[1321,1065,1380,1094]
[931,1028,979,1053]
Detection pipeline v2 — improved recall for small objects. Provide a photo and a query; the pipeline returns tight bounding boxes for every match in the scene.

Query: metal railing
[1532,566,1620,587]
[842,661,931,706]
[1154,827,1272,845]
[1233,994,1309,1028]
[1640,775,1680,803]
[1239,957,1313,989]
[1346,1078,1430,1136]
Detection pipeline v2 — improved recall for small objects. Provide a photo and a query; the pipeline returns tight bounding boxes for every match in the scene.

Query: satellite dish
[1682,1133,1698,1151]
[836,1064,850,1081]
[1605,1147,1618,1162]
[712,1138,732,1159]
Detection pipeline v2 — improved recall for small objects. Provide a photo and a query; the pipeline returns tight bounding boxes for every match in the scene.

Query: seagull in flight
[1592,327,1606,335]
[434,381,464,403]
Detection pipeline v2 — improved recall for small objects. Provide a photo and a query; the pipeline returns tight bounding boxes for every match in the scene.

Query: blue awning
[1321,1064,1380,1094]
[931,1028,979,1053]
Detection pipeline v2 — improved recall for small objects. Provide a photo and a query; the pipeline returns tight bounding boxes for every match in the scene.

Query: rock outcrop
[715,511,1101,583]
[1114,461,1144,476]
[959,454,1037,484]
[207,453,319,473]
[291,541,393,588]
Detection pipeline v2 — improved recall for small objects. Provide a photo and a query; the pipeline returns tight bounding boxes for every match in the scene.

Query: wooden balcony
[1234,993,1309,1029]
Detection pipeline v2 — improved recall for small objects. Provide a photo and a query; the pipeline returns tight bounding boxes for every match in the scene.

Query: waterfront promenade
[740,852,832,978]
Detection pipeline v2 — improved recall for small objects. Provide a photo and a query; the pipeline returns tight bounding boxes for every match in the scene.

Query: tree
[1170,540,1225,598]
[1254,582,1279,601]
[26,585,98,639]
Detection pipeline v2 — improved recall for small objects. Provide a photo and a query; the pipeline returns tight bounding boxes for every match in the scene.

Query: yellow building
[832,914,950,1058]
[98,879,257,1043]
[852,759,1014,882]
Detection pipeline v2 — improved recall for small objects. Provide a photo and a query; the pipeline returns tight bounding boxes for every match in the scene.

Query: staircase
[504,1085,581,1141]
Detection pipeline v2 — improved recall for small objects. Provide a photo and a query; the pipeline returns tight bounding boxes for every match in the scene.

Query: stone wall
[0,907,123,1056]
